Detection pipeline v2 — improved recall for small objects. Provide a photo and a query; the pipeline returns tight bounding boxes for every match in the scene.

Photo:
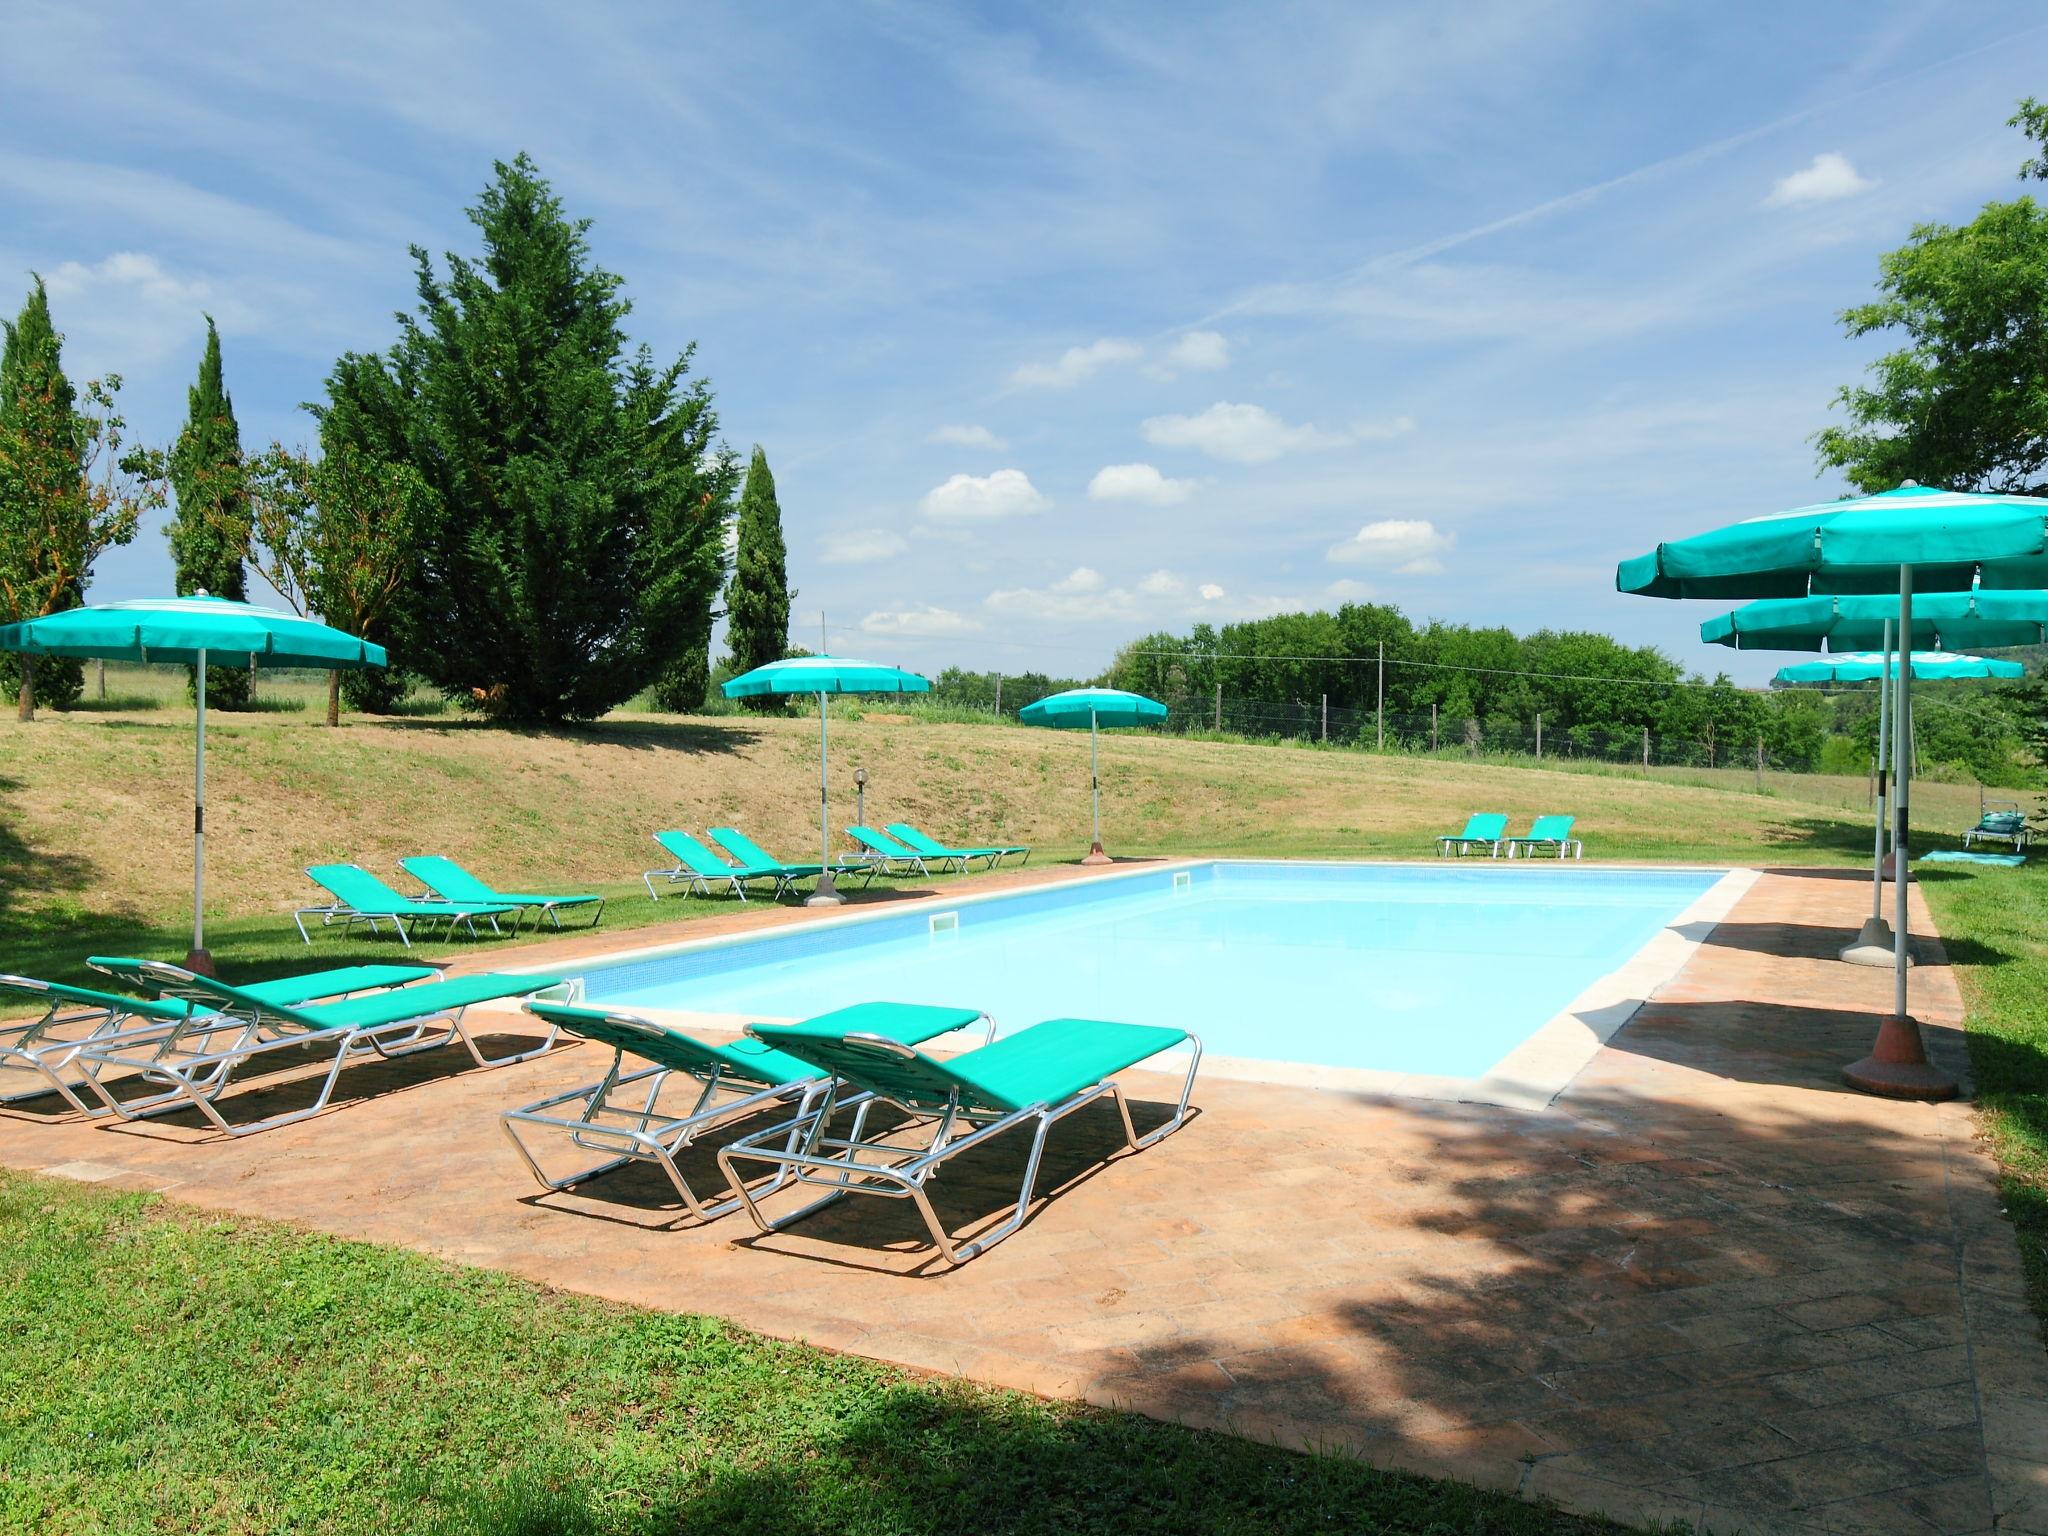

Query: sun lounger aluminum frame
[1504,816,1583,860]
[1436,814,1508,859]
[1963,806,2030,854]
[718,1018,1201,1266]
[73,960,564,1137]
[502,1001,993,1223]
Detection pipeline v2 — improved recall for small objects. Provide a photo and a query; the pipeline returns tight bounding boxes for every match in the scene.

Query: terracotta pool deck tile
[5,862,2046,1532]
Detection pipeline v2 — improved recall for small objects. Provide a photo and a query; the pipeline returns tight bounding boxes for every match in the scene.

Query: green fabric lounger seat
[296,863,518,946]
[1503,815,1583,861]
[400,855,604,930]
[843,825,935,874]
[1962,810,2030,854]
[718,1013,1202,1266]
[74,959,564,1136]
[504,1000,993,1222]
[884,822,1029,871]
[708,828,875,895]
[0,963,435,1115]
[643,830,789,901]
[1436,813,1508,858]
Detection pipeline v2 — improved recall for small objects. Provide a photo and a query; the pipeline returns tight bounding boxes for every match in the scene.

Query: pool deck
[5,861,2045,1534]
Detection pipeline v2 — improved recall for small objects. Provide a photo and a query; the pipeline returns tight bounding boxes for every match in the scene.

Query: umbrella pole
[184,647,216,976]
[1082,709,1111,865]
[807,689,845,907]
[1841,618,1895,965]
[1845,564,1953,1099]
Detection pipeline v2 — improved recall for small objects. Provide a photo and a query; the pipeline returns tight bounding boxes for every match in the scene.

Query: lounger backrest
[1460,814,1508,841]
[847,825,916,856]
[1526,815,1575,841]
[0,974,191,1020]
[885,823,949,855]
[84,957,327,1030]
[653,831,731,875]
[708,828,780,868]
[400,855,495,903]
[1978,812,2025,833]
[307,862,413,911]
[750,1027,994,1116]
[524,1001,806,1089]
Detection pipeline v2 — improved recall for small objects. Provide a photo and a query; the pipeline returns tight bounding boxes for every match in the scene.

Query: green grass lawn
[1923,858,2048,1312]
[0,1173,1625,1536]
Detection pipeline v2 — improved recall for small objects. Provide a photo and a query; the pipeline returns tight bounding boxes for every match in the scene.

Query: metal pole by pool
[807,689,844,907]
[1842,618,1895,965]
[1844,565,1954,1099]
[184,647,215,975]
[1081,708,1111,865]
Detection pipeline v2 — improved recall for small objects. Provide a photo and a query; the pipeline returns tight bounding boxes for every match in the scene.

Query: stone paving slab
[3,862,2046,1533]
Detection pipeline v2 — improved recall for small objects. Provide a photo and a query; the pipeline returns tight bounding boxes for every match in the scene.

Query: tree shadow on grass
[0,773,98,922]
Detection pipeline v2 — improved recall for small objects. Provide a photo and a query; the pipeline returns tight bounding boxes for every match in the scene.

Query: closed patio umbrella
[1621,482,2048,1101]
[0,595,388,974]
[1702,589,2048,652]
[722,655,930,907]
[1018,687,1167,865]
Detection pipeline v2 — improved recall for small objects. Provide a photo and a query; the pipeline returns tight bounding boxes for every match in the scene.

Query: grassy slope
[0,1172,1622,1536]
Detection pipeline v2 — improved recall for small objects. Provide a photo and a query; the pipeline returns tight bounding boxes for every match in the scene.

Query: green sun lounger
[400,855,605,930]
[718,1013,1201,1266]
[297,863,518,946]
[75,958,564,1136]
[844,825,935,874]
[885,822,1029,871]
[1504,815,1583,860]
[644,830,788,901]
[0,964,436,1115]
[1436,813,1508,859]
[504,1000,992,1222]
[707,828,874,894]
[1962,809,2030,854]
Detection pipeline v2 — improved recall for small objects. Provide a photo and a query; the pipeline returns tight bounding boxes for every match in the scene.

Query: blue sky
[4,2,2044,684]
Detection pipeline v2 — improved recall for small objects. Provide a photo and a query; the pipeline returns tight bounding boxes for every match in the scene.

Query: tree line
[0,155,796,725]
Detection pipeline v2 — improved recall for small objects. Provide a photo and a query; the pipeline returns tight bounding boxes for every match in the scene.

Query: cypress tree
[166,318,252,707]
[318,155,739,723]
[724,446,794,708]
[0,279,89,714]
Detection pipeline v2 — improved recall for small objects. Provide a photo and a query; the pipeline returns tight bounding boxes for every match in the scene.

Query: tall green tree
[318,154,739,723]
[723,446,794,710]
[0,278,159,719]
[1815,102,2048,494]
[245,442,429,726]
[166,317,253,708]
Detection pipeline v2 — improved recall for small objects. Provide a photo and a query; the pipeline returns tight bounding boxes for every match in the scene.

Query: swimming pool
[575,861,1743,1105]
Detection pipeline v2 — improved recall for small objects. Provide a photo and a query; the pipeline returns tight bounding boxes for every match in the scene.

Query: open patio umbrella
[1702,589,2048,652]
[722,655,929,907]
[1773,651,2024,684]
[0,595,388,974]
[1018,687,1166,865]
[1621,483,2048,1101]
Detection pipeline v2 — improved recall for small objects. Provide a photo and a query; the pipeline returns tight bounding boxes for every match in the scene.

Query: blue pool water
[582,862,1720,1081]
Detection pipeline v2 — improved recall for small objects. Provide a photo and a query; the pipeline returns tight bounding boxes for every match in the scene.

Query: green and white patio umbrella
[722,655,930,906]
[1772,651,2024,684]
[1702,589,2048,652]
[0,595,388,973]
[1018,688,1167,865]
[1621,483,2048,1101]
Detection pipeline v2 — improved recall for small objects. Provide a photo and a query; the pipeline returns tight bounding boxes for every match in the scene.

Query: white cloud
[1136,569,1184,596]
[1198,583,1225,601]
[821,528,909,565]
[1010,337,1143,388]
[1051,566,1103,594]
[1087,462,1196,505]
[1141,401,1359,464]
[919,468,1046,522]
[1325,578,1375,600]
[1766,152,1877,207]
[928,423,1006,450]
[1165,330,1229,371]
[1326,518,1455,575]
[40,251,249,368]
[860,605,982,637]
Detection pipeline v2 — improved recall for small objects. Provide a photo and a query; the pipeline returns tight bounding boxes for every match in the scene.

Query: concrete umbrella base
[1840,916,1909,968]
[182,947,218,978]
[1080,843,1114,866]
[1844,1014,1958,1101]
